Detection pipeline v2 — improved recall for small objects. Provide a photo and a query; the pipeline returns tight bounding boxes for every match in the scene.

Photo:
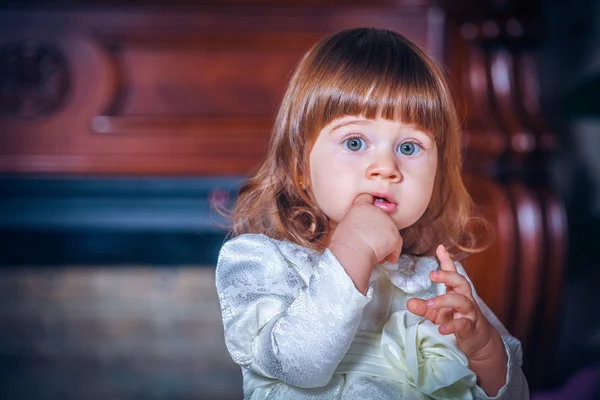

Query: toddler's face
[309,116,438,230]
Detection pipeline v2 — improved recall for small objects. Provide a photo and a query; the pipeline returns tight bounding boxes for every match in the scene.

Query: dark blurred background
[0,0,598,398]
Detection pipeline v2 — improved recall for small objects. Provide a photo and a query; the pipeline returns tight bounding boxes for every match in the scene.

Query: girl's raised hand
[406,245,508,394]
[329,193,403,294]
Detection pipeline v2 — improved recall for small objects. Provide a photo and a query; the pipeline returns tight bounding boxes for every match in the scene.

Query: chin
[394,218,417,231]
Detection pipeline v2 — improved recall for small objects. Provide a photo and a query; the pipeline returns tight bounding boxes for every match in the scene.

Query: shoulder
[218,233,280,261]
[216,234,284,277]
[216,233,318,286]
[218,233,319,265]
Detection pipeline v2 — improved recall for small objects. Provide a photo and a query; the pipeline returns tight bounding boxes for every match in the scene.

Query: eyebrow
[328,119,370,133]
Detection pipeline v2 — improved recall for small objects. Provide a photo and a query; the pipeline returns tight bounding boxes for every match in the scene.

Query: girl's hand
[406,245,508,395]
[329,193,403,294]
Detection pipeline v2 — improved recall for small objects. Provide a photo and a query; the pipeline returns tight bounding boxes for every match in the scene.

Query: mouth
[372,193,395,204]
[374,196,391,204]
[371,193,398,213]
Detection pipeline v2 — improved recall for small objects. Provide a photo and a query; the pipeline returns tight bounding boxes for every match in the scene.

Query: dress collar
[377,255,439,294]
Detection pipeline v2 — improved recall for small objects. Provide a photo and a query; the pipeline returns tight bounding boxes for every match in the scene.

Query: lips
[372,193,397,213]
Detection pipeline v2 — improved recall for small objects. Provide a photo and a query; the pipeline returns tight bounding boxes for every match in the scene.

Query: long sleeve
[215,234,372,388]
[454,264,530,400]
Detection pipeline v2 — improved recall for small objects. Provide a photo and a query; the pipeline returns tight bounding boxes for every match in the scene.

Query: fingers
[436,244,456,272]
[406,298,428,317]
[429,269,473,298]
[353,193,374,206]
[406,298,453,324]
[439,317,475,336]
[409,293,474,321]
[386,237,403,263]
[386,249,401,264]
[432,245,474,297]
[425,293,475,316]
[377,247,401,265]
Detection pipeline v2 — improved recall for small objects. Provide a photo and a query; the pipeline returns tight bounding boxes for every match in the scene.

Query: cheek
[426,169,437,197]
[411,160,437,206]
[418,165,438,212]
[309,161,354,220]
[308,155,324,192]
[309,153,332,201]
[424,156,438,192]
[311,166,343,202]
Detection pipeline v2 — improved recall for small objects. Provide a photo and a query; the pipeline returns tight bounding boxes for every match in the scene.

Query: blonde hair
[227,27,488,257]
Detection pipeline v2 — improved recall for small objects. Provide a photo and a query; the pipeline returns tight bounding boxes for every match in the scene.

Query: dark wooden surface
[0,5,437,175]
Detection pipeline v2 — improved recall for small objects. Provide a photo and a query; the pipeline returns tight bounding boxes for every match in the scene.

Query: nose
[366,153,402,182]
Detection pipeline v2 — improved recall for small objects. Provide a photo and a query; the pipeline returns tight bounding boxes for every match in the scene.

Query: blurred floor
[0,267,242,399]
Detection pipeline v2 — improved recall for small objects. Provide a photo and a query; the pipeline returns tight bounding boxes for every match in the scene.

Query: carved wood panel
[450,15,567,386]
[0,6,437,175]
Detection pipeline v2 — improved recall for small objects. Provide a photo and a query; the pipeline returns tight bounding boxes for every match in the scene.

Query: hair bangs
[304,32,447,140]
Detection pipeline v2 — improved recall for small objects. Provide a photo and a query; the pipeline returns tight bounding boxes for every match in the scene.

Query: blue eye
[344,137,366,152]
[397,142,421,155]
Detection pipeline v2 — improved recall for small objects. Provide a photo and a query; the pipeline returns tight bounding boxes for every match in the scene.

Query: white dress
[215,233,529,399]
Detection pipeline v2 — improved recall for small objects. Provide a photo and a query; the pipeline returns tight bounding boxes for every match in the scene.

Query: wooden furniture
[0,2,443,175]
[450,16,567,386]
[0,0,565,390]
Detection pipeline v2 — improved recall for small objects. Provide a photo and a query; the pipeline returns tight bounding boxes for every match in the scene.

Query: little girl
[215,28,529,399]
